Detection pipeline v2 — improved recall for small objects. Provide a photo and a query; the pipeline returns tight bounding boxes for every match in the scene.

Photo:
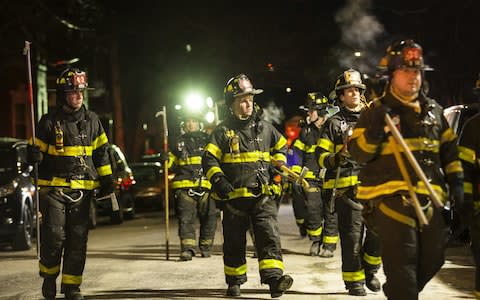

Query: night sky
[1,0,480,155]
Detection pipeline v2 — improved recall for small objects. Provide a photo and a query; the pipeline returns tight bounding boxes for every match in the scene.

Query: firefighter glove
[27,144,43,164]
[449,176,465,214]
[212,174,234,199]
[98,175,115,198]
[366,104,390,142]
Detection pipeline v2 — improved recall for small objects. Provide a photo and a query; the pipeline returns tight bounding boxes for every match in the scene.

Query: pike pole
[23,41,41,258]
[155,107,170,260]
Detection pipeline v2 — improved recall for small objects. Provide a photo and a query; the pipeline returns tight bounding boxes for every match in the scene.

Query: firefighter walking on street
[202,74,293,298]
[291,92,339,256]
[457,75,480,299]
[348,40,464,300]
[317,69,382,296]
[165,112,217,261]
[27,68,115,300]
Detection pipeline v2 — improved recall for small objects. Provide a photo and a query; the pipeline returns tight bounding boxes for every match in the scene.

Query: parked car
[90,144,136,228]
[0,137,37,250]
[129,162,174,211]
[444,103,479,135]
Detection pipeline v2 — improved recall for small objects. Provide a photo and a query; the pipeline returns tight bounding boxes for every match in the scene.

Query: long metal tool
[155,107,170,260]
[23,41,41,258]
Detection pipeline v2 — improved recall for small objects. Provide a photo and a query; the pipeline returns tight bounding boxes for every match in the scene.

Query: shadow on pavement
[85,288,348,299]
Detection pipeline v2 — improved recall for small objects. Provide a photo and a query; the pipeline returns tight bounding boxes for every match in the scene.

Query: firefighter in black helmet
[317,68,382,296]
[28,68,114,300]
[202,74,293,298]
[291,92,340,256]
[348,40,464,299]
[457,74,480,298]
[165,110,217,261]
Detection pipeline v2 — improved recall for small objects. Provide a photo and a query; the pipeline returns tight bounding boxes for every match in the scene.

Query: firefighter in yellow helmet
[348,39,464,299]
[202,74,293,298]
[28,68,114,300]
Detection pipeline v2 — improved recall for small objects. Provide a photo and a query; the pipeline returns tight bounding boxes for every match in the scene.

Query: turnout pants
[291,183,307,232]
[373,195,448,300]
[335,187,381,289]
[175,189,217,253]
[322,189,339,251]
[222,196,285,285]
[303,181,323,241]
[38,188,92,290]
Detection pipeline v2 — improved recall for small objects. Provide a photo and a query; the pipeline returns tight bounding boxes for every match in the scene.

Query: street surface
[0,204,476,299]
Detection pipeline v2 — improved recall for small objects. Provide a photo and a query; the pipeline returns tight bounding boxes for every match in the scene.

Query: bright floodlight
[286,87,292,93]
[175,104,182,110]
[185,92,205,111]
[206,97,213,108]
[354,51,362,57]
[206,111,215,123]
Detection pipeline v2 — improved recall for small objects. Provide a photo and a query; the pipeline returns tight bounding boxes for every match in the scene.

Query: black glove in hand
[27,144,42,164]
[327,151,349,169]
[366,105,390,141]
[98,175,115,198]
[212,174,234,199]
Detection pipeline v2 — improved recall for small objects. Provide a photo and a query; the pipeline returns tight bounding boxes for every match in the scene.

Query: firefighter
[317,69,382,296]
[348,40,464,300]
[202,74,293,298]
[27,68,114,300]
[166,111,217,261]
[457,76,480,299]
[291,92,339,256]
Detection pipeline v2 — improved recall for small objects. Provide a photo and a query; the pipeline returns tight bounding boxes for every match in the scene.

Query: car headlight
[0,180,18,198]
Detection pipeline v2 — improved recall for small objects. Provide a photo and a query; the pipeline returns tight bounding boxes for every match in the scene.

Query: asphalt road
[0,204,476,300]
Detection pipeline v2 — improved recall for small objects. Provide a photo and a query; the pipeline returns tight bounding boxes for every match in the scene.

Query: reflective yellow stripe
[342,269,365,282]
[205,143,222,160]
[91,132,108,150]
[357,180,446,202]
[323,176,359,189]
[39,262,60,275]
[272,153,287,163]
[459,145,476,164]
[379,202,416,228]
[35,138,49,152]
[444,160,463,174]
[270,183,282,195]
[305,144,317,153]
[318,138,334,153]
[62,274,82,285]
[318,152,329,168]
[474,201,480,211]
[199,239,213,246]
[38,177,100,190]
[176,156,202,165]
[293,139,306,151]
[96,164,112,176]
[323,235,339,244]
[465,182,473,194]
[307,226,322,237]
[381,138,439,155]
[46,145,92,156]
[224,263,247,276]
[206,167,223,180]
[181,239,196,246]
[296,218,305,225]
[441,127,457,143]
[228,185,273,199]
[351,128,378,154]
[291,165,302,174]
[222,151,270,163]
[259,259,284,271]
[273,136,287,151]
[363,253,382,266]
[172,179,211,189]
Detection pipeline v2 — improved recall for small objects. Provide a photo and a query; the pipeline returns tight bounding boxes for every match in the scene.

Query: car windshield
[131,166,158,182]
[0,147,17,184]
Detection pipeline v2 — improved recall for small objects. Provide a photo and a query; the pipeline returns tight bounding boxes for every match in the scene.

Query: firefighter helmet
[299,92,329,111]
[334,68,366,93]
[377,39,433,73]
[56,68,88,93]
[224,74,263,107]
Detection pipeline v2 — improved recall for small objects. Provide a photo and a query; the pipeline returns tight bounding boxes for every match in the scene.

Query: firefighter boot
[42,278,56,300]
[309,241,321,256]
[63,286,84,300]
[319,248,334,258]
[348,282,367,296]
[268,274,294,298]
[366,273,381,292]
[298,225,307,238]
[226,284,241,297]
[180,249,194,261]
